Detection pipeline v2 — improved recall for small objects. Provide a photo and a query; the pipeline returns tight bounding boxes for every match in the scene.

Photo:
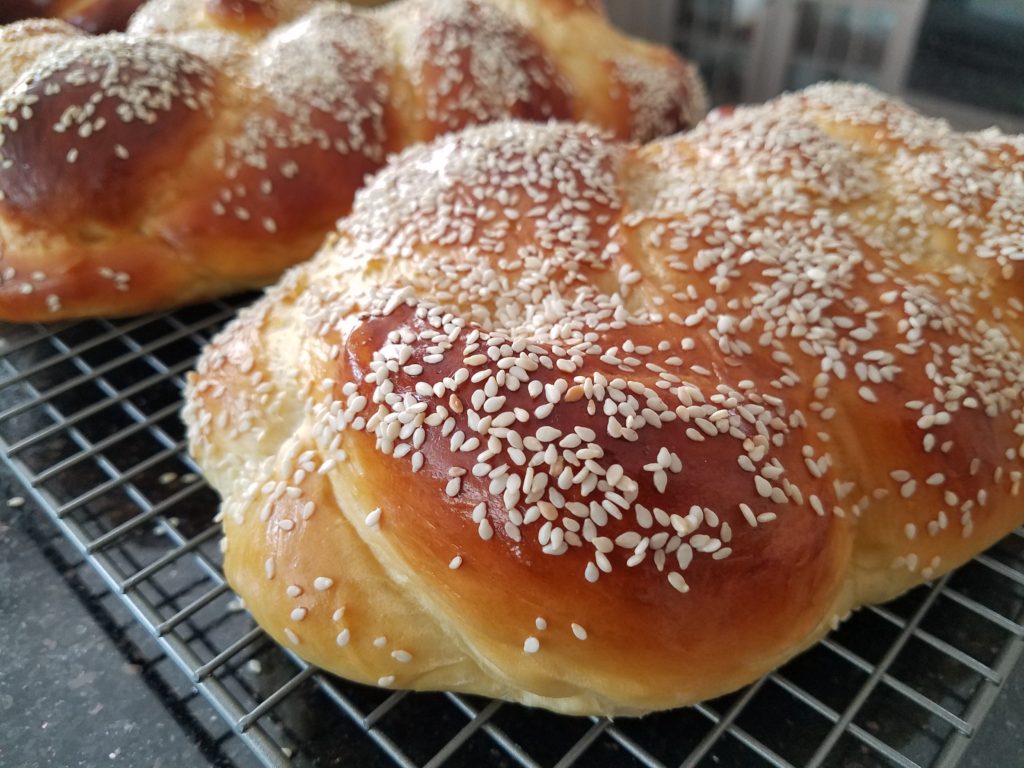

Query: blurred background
[605,0,1024,133]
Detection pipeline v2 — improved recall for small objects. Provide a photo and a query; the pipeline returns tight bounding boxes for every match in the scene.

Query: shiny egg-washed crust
[0,0,705,322]
[184,84,1024,715]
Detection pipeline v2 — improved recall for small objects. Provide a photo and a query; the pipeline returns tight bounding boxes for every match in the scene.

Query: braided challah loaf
[0,0,704,322]
[183,84,1024,715]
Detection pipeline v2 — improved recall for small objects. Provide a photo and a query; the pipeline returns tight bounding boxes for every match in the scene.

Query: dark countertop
[2,469,1023,768]
[964,669,1024,768]
[0,475,253,768]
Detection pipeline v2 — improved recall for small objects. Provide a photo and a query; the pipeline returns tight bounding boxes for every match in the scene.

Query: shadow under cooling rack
[1,300,1023,768]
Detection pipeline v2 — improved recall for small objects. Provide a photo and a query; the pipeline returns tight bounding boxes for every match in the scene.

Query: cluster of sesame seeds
[188,83,1024,669]
[208,4,389,232]
[521,616,587,653]
[609,54,706,143]
[0,33,215,167]
[0,263,62,312]
[399,0,570,129]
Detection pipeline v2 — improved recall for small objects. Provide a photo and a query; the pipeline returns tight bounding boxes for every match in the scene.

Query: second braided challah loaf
[0,0,705,322]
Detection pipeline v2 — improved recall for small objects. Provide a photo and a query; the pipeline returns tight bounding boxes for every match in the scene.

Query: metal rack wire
[2,301,1023,768]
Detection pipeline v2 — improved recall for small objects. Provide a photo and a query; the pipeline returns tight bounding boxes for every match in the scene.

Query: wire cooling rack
[2,301,1023,768]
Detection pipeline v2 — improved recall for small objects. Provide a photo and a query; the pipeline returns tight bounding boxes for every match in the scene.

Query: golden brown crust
[184,84,1024,715]
[0,0,705,322]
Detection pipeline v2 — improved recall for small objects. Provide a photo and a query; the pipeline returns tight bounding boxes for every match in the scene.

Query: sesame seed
[536,426,562,442]
[668,572,689,593]
[739,503,757,527]
[858,386,878,403]
[336,629,350,647]
[313,577,334,591]
[754,476,772,497]
[571,623,588,640]
[523,636,540,654]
